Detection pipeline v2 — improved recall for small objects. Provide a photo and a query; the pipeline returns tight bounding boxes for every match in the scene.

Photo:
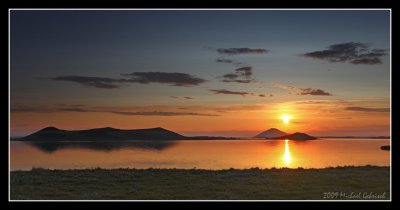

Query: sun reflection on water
[283,139,291,166]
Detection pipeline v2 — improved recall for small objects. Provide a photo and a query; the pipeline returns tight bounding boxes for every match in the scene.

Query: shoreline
[11,166,390,200]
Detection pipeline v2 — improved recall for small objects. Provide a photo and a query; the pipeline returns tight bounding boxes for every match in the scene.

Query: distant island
[16,126,237,141]
[380,145,390,151]
[271,132,317,140]
[254,128,287,138]
[254,128,317,140]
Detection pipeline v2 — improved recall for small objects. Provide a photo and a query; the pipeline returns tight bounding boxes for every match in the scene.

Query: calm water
[10,139,390,171]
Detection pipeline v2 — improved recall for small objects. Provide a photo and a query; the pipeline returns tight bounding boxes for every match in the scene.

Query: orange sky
[10,98,390,137]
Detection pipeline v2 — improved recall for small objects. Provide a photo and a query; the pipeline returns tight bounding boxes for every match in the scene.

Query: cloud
[56,108,89,112]
[235,67,252,77]
[220,79,254,84]
[221,73,239,80]
[52,72,207,89]
[302,42,387,65]
[52,76,121,89]
[216,48,271,55]
[345,107,390,112]
[11,104,219,116]
[298,88,332,96]
[120,72,207,87]
[209,89,250,96]
[215,58,242,66]
[170,96,194,100]
[109,111,219,116]
[258,94,273,97]
[219,66,255,83]
[272,83,333,96]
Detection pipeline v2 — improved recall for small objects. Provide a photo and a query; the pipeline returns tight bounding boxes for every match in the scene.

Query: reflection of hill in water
[28,141,177,153]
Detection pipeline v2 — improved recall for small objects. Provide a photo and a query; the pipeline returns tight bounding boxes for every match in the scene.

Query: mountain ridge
[19,126,237,141]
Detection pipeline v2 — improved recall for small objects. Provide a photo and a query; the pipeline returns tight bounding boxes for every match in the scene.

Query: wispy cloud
[170,96,194,100]
[209,89,250,96]
[258,94,273,97]
[109,111,219,116]
[345,106,390,112]
[52,76,122,89]
[120,72,207,87]
[216,48,271,55]
[215,58,242,66]
[272,83,332,96]
[52,72,207,89]
[302,42,387,65]
[219,66,257,84]
[298,88,332,96]
[11,104,219,117]
[208,89,269,98]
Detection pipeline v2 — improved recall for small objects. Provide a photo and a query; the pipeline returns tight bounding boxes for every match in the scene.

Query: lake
[10,139,390,171]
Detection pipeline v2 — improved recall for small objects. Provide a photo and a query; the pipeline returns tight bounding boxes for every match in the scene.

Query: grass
[10,166,390,200]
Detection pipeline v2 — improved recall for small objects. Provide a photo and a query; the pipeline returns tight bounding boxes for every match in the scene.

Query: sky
[10,10,391,137]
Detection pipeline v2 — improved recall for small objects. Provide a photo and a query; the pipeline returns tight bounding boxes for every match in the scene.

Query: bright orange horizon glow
[10,98,390,137]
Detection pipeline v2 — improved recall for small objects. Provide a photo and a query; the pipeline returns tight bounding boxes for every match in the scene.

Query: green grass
[10,166,390,200]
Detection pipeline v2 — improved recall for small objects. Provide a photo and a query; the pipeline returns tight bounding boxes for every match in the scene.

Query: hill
[254,128,287,138]
[20,126,236,141]
[271,132,317,140]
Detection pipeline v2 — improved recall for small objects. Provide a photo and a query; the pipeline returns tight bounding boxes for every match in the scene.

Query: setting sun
[281,115,292,125]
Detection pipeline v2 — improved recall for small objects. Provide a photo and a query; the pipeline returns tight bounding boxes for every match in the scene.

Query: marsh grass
[10,166,389,200]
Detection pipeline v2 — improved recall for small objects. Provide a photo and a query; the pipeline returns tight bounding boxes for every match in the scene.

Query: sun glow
[283,139,291,165]
[281,114,292,125]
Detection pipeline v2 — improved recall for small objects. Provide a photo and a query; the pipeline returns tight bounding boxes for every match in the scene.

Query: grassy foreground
[10,166,390,200]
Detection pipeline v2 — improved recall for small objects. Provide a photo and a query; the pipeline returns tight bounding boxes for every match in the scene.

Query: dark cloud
[109,111,219,116]
[235,67,252,78]
[219,66,255,83]
[216,48,271,55]
[216,58,235,63]
[220,79,254,83]
[302,42,387,65]
[57,108,89,112]
[221,73,239,80]
[52,72,207,89]
[209,89,249,96]
[170,96,193,100]
[272,83,332,96]
[215,58,242,66]
[345,107,390,112]
[298,88,332,96]
[258,94,273,97]
[121,72,207,87]
[56,104,86,107]
[52,76,121,89]
[12,104,219,117]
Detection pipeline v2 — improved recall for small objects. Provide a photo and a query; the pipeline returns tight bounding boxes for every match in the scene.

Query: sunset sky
[10,10,390,137]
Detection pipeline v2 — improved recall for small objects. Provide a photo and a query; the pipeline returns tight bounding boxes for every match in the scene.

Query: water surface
[10,139,390,170]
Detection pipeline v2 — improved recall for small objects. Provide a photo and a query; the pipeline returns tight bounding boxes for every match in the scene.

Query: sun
[281,114,292,125]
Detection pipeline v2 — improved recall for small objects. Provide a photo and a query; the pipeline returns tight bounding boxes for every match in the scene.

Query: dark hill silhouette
[254,128,287,138]
[271,132,317,140]
[20,126,236,141]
